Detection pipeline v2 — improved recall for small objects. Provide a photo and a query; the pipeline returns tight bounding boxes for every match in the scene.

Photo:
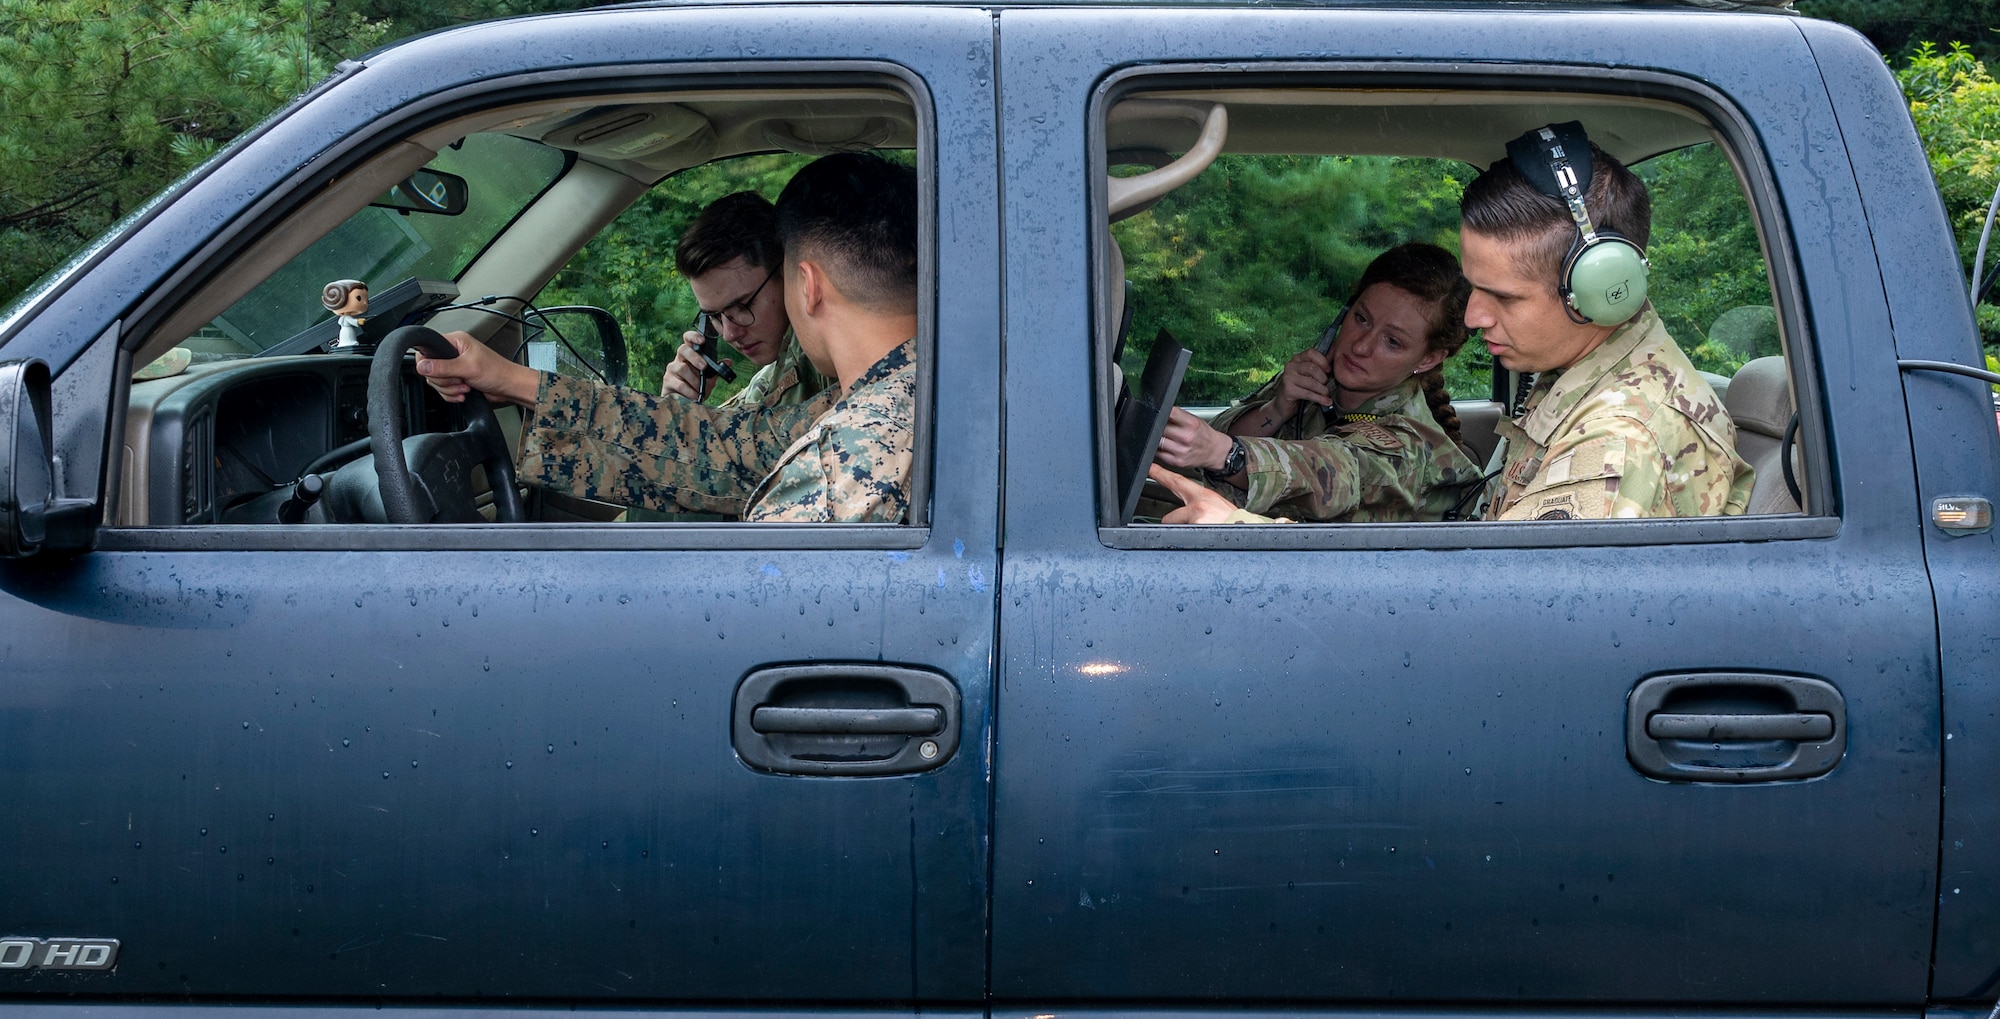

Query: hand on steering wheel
[370,326,527,523]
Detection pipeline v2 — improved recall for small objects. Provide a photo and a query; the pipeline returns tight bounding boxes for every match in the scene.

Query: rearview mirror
[0,359,95,557]
[371,168,469,216]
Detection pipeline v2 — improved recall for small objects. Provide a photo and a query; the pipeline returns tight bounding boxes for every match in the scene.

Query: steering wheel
[368,326,527,523]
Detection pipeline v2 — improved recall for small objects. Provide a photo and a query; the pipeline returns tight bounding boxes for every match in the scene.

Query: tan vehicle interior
[115,86,918,526]
[1101,86,1805,522]
[109,78,1802,527]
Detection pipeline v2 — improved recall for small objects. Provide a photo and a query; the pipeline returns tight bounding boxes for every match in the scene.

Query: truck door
[0,7,996,1009]
[993,7,1937,1009]
[1802,20,2000,1006]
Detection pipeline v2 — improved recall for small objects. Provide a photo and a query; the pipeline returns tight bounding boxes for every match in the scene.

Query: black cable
[1441,466,1507,522]
[431,295,606,384]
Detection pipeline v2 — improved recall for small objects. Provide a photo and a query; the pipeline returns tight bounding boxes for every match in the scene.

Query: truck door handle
[732,664,960,777]
[1645,712,1835,741]
[1627,673,1845,783]
[751,706,944,736]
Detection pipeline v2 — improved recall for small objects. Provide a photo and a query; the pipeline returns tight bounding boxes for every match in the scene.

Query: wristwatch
[1208,437,1247,479]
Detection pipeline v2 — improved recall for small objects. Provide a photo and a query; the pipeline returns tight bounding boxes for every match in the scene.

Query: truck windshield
[195,133,569,356]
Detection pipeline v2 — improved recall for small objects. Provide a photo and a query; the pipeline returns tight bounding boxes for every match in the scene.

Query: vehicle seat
[1723,355,1801,514]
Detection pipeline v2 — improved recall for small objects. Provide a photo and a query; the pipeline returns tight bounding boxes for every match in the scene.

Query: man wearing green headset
[1458,121,1753,521]
[1155,123,1753,525]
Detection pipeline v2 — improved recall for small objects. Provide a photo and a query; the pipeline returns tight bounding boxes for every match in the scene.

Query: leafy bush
[1896,41,2000,355]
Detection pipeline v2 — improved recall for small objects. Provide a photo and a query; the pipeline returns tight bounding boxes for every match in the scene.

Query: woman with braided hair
[1153,241,1482,522]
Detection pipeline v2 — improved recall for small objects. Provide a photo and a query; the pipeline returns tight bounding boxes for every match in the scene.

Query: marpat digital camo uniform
[517,338,915,522]
[1206,375,1481,521]
[1489,307,1753,520]
[740,338,915,523]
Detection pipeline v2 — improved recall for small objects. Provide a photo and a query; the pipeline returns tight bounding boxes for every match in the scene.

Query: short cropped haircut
[1459,142,1651,292]
[776,152,918,312]
[675,191,783,279]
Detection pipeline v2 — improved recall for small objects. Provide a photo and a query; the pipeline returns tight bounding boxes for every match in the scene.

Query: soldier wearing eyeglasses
[660,191,832,411]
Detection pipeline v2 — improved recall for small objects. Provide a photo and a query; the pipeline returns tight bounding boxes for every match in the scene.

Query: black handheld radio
[690,312,739,399]
[1290,304,1349,439]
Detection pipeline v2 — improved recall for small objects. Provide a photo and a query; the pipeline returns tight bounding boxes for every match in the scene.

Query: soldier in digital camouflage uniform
[1155,242,1482,522]
[418,151,919,523]
[517,338,912,522]
[1459,126,1752,521]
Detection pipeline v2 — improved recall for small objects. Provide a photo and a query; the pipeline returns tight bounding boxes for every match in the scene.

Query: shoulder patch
[1342,420,1404,451]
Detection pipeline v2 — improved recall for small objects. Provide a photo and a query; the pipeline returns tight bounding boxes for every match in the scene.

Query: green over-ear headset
[1505,121,1649,325]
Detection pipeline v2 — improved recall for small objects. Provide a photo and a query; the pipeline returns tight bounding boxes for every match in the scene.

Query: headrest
[1724,355,1792,438]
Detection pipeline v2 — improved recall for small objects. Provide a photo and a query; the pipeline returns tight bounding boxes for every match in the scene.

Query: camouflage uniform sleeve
[719,359,783,411]
[745,392,914,524]
[1235,418,1423,520]
[1496,410,1664,520]
[519,372,831,515]
[1207,376,1281,434]
[1223,509,1289,524]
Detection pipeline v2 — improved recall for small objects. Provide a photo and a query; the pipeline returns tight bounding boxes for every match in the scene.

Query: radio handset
[690,312,739,400]
[1290,304,1349,439]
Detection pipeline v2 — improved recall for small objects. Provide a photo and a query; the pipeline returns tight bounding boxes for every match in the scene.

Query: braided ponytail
[1419,367,1464,446]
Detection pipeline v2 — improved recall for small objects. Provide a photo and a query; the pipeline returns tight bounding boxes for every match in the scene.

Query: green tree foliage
[0,0,600,305]
[1798,0,2000,66]
[1636,143,1775,376]
[0,0,384,300]
[1113,155,1471,405]
[1895,41,2000,350]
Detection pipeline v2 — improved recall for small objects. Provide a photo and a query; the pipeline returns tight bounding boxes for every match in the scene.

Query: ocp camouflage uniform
[1204,375,1481,522]
[1489,308,1753,520]
[720,332,832,411]
[518,338,915,523]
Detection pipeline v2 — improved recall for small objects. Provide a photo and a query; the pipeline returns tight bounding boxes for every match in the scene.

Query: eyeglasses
[695,268,778,340]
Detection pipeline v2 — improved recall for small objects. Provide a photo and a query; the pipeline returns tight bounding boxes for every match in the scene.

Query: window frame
[95,61,939,552]
[1090,61,1835,548]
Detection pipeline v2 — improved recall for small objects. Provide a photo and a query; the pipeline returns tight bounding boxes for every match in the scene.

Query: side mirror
[0,359,96,557]
[370,168,469,216]
[520,306,630,389]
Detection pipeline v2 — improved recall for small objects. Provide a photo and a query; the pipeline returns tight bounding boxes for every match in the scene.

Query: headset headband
[1505,120,1599,239]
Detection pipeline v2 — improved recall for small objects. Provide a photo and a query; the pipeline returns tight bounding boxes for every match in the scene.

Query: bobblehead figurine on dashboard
[321,279,370,348]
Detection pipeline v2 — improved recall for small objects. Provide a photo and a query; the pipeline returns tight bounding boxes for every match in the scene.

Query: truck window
[111,83,932,536]
[1102,84,1808,530]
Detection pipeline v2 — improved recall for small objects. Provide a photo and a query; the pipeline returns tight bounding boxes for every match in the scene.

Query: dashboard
[123,355,449,525]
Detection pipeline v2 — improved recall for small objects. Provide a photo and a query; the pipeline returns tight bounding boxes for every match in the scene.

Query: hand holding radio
[1270,345,1336,421]
[662,315,739,402]
[692,312,738,393]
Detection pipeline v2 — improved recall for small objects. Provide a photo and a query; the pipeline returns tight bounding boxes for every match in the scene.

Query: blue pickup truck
[2,1,1998,1016]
